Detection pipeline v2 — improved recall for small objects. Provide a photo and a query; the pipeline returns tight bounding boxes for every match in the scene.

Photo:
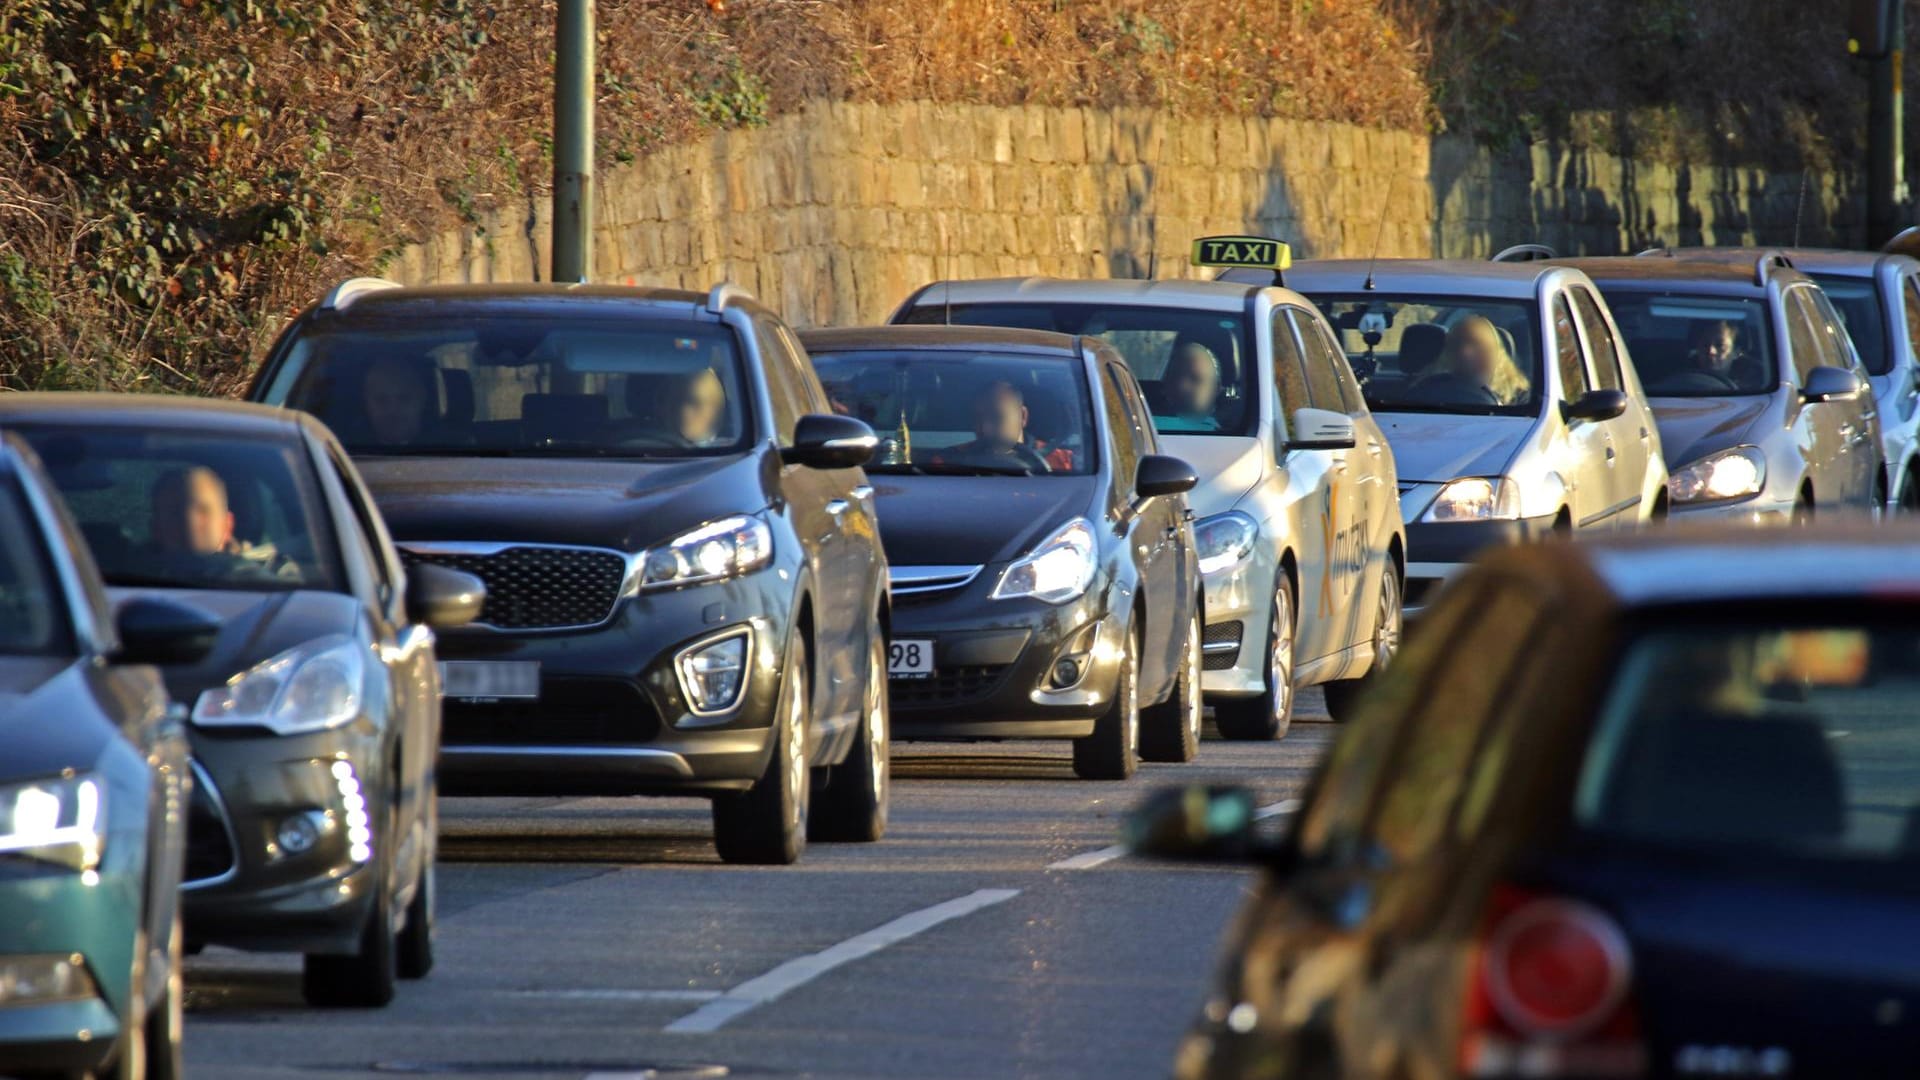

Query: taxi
[889,239,1405,732]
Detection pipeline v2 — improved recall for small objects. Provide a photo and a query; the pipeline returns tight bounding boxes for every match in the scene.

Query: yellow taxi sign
[1191,235,1292,271]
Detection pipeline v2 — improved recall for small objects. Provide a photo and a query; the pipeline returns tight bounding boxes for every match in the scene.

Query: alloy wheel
[1376,570,1402,669]
[1184,615,1203,744]
[785,660,808,835]
[867,635,889,809]
[1268,585,1294,725]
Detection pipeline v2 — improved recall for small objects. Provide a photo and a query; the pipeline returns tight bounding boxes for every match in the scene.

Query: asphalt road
[182,698,1333,1080]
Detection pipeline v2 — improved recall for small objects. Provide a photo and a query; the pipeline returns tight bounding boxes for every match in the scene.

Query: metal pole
[552,0,595,282]
[1868,1,1906,247]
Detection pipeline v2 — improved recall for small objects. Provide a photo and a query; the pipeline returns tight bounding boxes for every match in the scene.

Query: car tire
[810,623,890,842]
[396,862,435,980]
[1139,607,1202,763]
[1215,577,1295,741]
[712,629,810,865]
[1321,565,1401,724]
[1073,620,1139,780]
[302,852,397,1008]
[146,910,184,1080]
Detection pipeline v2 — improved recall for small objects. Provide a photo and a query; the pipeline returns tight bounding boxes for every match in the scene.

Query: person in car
[148,466,299,581]
[930,380,1074,472]
[1156,342,1222,431]
[1413,315,1531,407]
[668,367,728,446]
[361,359,454,447]
[1685,319,1762,389]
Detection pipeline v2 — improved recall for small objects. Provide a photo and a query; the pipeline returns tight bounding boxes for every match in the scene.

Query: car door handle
[852,484,874,501]
[1367,440,1385,457]
[826,499,850,516]
[1639,426,1651,443]
[1604,445,1617,462]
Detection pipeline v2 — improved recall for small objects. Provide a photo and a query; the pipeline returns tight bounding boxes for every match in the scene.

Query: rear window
[1575,621,1920,864]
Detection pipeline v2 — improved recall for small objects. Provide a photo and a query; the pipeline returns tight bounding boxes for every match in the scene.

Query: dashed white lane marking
[1045,798,1301,871]
[663,888,1022,1034]
[509,988,722,1003]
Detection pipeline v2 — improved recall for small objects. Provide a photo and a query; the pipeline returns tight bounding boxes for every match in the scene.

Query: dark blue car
[1132,524,1920,1079]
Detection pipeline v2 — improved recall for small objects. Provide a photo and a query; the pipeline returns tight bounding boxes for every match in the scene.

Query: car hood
[1374,413,1533,482]
[0,658,117,780]
[1157,435,1265,518]
[1650,395,1772,467]
[355,452,770,551]
[106,587,361,703]
[870,475,1099,566]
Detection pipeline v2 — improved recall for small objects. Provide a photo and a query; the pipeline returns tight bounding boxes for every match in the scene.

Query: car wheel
[1073,619,1139,780]
[1215,577,1295,741]
[810,622,890,842]
[302,851,397,1008]
[1139,607,1202,763]
[145,909,184,1080]
[1322,566,1401,724]
[712,628,810,865]
[396,860,435,980]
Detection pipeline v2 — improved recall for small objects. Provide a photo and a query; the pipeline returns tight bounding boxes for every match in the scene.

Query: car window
[1570,288,1624,392]
[1812,273,1892,376]
[1312,294,1540,417]
[1294,311,1350,414]
[1592,289,1779,397]
[807,348,1098,477]
[1783,289,1825,384]
[0,484,71,655]
[1552,293,1590,401]
[1904,277,1920,372]
[1100,364,1141,484]
[753,315,810,444]
[1112,363,1161,455]
[19,426,345,594]
[1270,311,1313,430]
[1807,287,1864,375]
[327,449,400,612]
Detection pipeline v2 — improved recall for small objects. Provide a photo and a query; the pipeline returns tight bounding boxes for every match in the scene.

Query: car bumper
[432,574,792,797]
[1667,493,1796,526]
[1195,552,1277,698]
[0,864,139,1070]
[1402,514,1560,611]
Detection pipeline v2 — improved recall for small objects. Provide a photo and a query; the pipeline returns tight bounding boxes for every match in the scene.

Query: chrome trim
[673,625,753,717]
[888,565,984,596]
[398,541,642,634]
[821,436,880,451]
[1201,641,1240,655]
[826,499,850,516]
[320,276,401,311]
[441,746,695,778]
[181,760,241,892]
[851,484,875,500]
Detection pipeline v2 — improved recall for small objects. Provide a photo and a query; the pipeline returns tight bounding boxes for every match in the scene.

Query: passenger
[361,360,444,446]
[1414,315,1531,407]
[1159,342,1222,430]
[930,381,1074,472]
[149,466,298,581]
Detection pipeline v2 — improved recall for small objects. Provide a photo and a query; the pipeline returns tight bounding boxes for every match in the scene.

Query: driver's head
[971,380,1028,447]
[1164,342,1220,417]
[1689,320,1740,373]
[363,361,435,445]
[1443,315,1529,404]
[672,368,727,444]
[151,467,234,556]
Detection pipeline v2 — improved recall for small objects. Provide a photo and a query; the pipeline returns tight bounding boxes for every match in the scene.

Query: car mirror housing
[1134,454,1199,500]
[1125,785,1268,863]
[1561,388,1630,424]
[786,414,879,470]
[1288,408,1357,451]
[114,597,221,666]
[406,562,486,629]
[1802,365,1866,403]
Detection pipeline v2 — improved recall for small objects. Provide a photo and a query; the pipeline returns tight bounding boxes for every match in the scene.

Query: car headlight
[993,519,1098,604]
[1668,446,1766,504]
[1422,477,1522,523]
[0,774,104,871]
[633,515,773,593]
[194,635,366,736]
[1194,511,1259,576]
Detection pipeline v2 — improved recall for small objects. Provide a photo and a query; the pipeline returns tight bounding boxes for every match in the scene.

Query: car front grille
[184,764,237,887]
[1202,620,1243,670]
[401,545,629,631]
[889,665,1009,708]
[443,677,662,747]
[889,565,984,603]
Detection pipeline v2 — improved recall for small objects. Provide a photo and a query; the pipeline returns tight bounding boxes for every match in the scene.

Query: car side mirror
[1802,365,1866,403]
[1288,408,1356,451]
[405,563,486,629]
[1124,785,1271,863]
[1134,454,1199,500]
[1561,388,1629,424]
[786,414,879,470]
[114,597,221,666]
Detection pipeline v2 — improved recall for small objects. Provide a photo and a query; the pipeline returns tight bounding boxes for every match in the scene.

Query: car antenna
[1362,174,1399,291]
[1792,166,1810,248]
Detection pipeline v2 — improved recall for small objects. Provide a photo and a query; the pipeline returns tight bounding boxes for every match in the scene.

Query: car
[0,433,218,1079]
[1132,523,1920,1080]
[888,254,1406,733]
[1557,252,1885,522]
[1276,257,1670,613]
[1653,246,1920,513]
[248,280,891,865]
[799,324,1201,777]
[0,394,484,1009]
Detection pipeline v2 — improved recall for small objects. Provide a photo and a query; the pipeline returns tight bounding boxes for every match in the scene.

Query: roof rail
[319,276,402,312]
[1491,243,1557,263]
[706,282,753,314]
[1634,246,1673,258]
[1753,250,1794,286]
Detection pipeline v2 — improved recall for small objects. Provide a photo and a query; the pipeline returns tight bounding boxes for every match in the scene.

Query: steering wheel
[1008,443,1053,474]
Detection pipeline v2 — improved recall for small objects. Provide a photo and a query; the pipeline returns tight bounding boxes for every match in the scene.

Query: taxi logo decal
[1191,236,1292,271]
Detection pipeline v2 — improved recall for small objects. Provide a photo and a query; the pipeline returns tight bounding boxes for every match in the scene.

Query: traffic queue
[0,234,1901,1077]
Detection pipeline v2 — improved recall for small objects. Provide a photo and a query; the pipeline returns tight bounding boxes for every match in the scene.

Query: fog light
[676,629,751,715]
[1051,658,1082,688]
[0,954,95,1006]
[275,813,321,857]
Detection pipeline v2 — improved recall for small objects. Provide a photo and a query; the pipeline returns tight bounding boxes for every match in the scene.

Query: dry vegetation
[0,0,1893,394]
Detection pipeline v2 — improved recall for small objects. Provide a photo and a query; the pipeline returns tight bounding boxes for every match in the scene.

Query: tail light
[1458,885,1647,1078]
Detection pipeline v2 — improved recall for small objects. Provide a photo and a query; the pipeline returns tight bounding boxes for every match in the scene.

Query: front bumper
[1667,492,1796,526]
[1403,514,1560,610]
[0,863,140,1071]
[1195,550,1277,699]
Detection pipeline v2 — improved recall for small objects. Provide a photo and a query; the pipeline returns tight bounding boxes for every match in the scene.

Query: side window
[1570,289,1624,392]
[1809,288,1863,373]
[753,315,807,443]
[1270,311,1313,425]
[776,325,828,412]
[1293,311,1348,413]
[1783,289,1824,384]
[1100,365,1141,484]
[327,451,399,612]
[1114,366,1160,454]
[1904,278,1920,369]
[1552,293,1590,401]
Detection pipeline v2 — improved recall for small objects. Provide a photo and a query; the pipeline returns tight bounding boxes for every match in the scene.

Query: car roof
[0,393,319,442]
[899,276,1264,314]
[1656,246,1918,280]
[1281,258,1558,300]
[798,324,1085,357]
[316,282,728,322]
[1552,255,1805,295]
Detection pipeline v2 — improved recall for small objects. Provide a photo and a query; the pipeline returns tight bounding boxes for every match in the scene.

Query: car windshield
[1592,290,1778,396]
[1576,621,1920,865]
[0,487,70,655]
[897,302,1253,436]
[1811,274,1891,375]
[808,349,1097,476]
[16,427,343,594]
[259,317,754,458]
[1310,295,1542,417]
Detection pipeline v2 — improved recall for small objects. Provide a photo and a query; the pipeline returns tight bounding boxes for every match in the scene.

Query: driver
[361,360,450,447]
[1159,342,1221,430]
[149,466,299,581]
[1413,315,1530,406]
[667,367,728,446]
[930,380,1074,472]
[1686,319,1757,387]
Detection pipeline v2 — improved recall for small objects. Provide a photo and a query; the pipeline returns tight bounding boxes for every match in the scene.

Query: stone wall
[383,100,1863,327]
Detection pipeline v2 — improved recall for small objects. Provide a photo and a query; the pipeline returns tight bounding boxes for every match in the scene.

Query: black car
[801,326,1201,778]
[0,395,483,1009]
[249,280,891,865]
[0,433,217,1078]
[1132,524,1920,1079]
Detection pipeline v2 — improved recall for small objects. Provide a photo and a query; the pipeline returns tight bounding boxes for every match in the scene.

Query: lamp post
[552,0,595,282]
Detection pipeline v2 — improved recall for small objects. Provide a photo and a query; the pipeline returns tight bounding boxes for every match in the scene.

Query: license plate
[439,661,540,701]
[887,639,935,680]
